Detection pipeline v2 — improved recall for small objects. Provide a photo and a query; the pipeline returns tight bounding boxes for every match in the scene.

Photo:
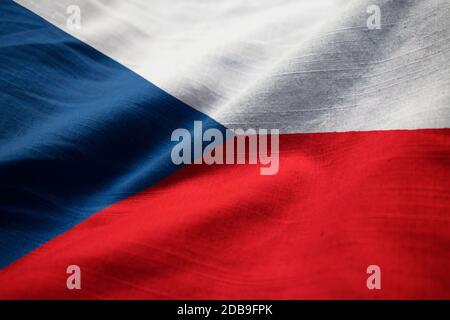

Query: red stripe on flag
[1,129,449,299]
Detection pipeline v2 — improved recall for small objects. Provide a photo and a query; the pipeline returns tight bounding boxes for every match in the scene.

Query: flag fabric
[0,0,449,299]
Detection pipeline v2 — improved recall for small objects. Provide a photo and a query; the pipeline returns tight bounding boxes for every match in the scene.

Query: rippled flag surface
[0,0,449,299]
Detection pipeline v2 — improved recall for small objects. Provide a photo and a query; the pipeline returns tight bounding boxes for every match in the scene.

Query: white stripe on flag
[16,0,450,133]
